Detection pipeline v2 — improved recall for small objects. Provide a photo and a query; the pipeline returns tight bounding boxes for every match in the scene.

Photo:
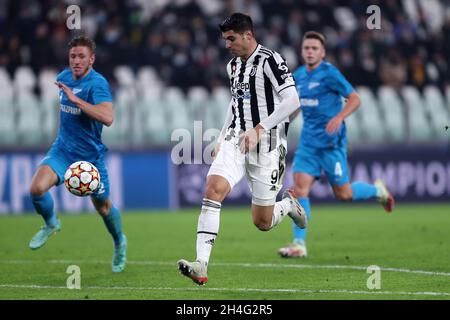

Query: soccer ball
[64,161,101,197]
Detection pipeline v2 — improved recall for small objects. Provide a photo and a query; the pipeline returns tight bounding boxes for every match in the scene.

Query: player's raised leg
[278,172,314,258]
[251,191,307,232]
[324,142,395,211]
[373,180,395,212]
[178,174,230,285]
[332,181,394,212]
[29,164,62,250]
[249,145,307,233]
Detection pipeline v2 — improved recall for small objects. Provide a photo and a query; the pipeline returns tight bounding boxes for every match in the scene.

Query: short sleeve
[263,53,295,94]
[92,78,113,105]
[325,66,354,98]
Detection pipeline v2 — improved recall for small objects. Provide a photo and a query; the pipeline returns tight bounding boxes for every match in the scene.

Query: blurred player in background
[178,13,306,285]
[28,36,127,272]
[278,31,395,258]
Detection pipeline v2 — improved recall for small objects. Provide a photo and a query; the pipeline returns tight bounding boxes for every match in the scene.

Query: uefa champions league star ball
[64,161,101,197]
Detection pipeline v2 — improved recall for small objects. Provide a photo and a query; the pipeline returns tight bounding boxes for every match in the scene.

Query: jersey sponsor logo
[231,80,251,100]
[232,80,250,91]
[300,98,319,107]
[60,104,81,115]
[278,62,292,80]
[232,91,251,100]
[231,90,252,100]
[277,61,289,73]
[308,82,321,89]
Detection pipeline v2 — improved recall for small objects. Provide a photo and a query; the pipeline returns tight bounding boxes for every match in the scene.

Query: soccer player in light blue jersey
[278,31,394,258]
[28,36,127,272]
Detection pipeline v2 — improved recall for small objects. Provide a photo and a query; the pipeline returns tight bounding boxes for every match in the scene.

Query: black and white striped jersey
[224,44,295,152]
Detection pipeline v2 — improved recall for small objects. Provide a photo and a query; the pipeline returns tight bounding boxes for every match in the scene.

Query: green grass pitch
[0,204,449,300]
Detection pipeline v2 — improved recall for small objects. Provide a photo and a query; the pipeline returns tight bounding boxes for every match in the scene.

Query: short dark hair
[68,35,96,53]
[218,13,254,34]
[302,31,326,46]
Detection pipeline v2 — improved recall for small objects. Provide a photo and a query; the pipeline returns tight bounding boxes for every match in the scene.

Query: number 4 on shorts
[334,162,343,177]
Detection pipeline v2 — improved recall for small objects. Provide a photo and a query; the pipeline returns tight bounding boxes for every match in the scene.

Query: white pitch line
[0,284,449,297]
[2,259,450,277]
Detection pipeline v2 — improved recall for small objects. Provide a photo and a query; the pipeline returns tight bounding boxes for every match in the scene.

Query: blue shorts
[40,144,110,202]
[292,143,349,186]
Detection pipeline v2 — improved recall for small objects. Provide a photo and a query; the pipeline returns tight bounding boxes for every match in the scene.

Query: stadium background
[0,0,449,214]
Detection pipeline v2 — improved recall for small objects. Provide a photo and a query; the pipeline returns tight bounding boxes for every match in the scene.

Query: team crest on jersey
[250,65,258,76]
[308,82,321,90]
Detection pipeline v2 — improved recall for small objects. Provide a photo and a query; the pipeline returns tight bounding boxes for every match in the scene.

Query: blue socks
[351,182,379,200]
[291,183,379,243]
[293,197,311,243]
[103,206,124,247]
[31,193,58,227]
[32,192,123,246]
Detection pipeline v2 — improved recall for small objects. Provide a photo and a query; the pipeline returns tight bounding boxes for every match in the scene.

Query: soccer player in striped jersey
[278,31,394,259]
[178,13,306,285]
[28,36,127,272]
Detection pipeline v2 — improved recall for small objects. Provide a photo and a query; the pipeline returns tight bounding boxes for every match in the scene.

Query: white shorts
[207,139,286,206]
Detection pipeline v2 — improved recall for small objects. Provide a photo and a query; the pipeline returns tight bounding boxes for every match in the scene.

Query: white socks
[270,198,292,229]
[196,198,221,264]
[196,197,292,263]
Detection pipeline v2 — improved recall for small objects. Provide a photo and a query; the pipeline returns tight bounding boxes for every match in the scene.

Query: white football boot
[177,259,208,285]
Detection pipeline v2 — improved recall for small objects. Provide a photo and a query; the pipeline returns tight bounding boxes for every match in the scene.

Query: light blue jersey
[41,68,113,197]
[293,61,354,149]
[288,61,389,247]
[53,68,112,161]
[31,64,126,261]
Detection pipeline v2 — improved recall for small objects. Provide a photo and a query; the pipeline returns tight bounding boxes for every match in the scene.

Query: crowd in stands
[0,0,449,92]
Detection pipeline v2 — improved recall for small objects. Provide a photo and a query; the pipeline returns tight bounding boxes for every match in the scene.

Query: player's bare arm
[55,81,114,127]
[325,91,360,134]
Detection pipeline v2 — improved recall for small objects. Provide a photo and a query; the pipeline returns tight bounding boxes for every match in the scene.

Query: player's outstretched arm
[325,91,360,134]
[55,81,114,126]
